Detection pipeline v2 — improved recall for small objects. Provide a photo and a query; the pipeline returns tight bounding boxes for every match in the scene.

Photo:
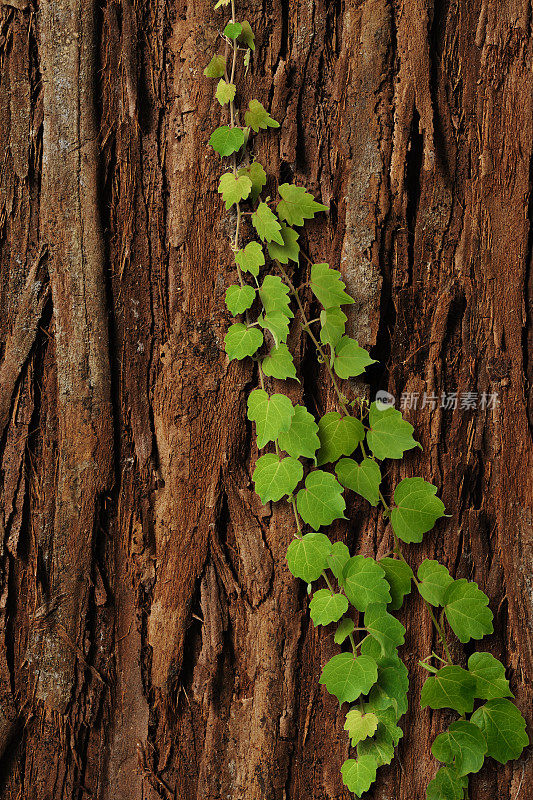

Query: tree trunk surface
[0,0,531,798]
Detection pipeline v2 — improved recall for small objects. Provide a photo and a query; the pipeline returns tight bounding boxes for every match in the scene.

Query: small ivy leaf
[359,635,383,662]
[390,478,446,543]
[379,557,413,611]
[316,412,365,466]
[431,720,487,776]
[267,223,300,264]
[262,343,297,380]
[218,172,252,209]
[335,616,355,645]
[366,402,420,460]
[310,263,354,308]
[367,655,409,718]
[341,756,378,798]
[335,458,381,506]
[370,705,403,746]
[467,652,513,700]
[319,653,378,704]
[443,579,494,643]
[426,766,468,800]
[343,556,391,611]
[203,54,226,78]
[252,453,303,503]
[286,532,332,582]
[364,604,406,657]
[417,559,454,606]
[344,709,379,747]
[252,202,284,244]
[237,20,255,50]
[357,726,395,767]
[215,79,236,106]
[296,470,346,529]
[258,310,290,346]
[333,337,376,380]
[276,183,328,227]
[244,99,280,132]
[320,306,347,348]
[223,21,243,39]
[238,161,267,202]
[309,589,349,626]
[214,0,230,7]
[225,284,255,315]
[421,665,476,715]
[247,389,295,448]
[470,699,529,764]
[209,125,245,156]
[327,541,350,583]
[278,405,320,459]
[259,275,293,318]
[235,241,265,277]
[225,323,263,360]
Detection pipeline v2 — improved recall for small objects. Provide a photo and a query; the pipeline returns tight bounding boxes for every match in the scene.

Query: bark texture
[0,0,531,798]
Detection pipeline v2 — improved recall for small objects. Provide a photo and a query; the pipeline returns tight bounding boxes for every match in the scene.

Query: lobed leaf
[276,183,328,227]
[278,405,320,459]
[432,720,487,776]
[343,556,391,611]
[267,223,300,264]
[335,458,381,506]
[333,337,376,380]
[247,389,295,448]
[344,709,379,747]
[443,579,493,643]
[286,532,332,582]
[364,604,406,657]
[379,557,413,611]
[252,202,284,244]
[417,559,454,606]
[426,766,468,800]
[310,589,349,626]
[209,125,245,157]
[238,161,266,202]
[296,470,346,529]
[327,541,350,583]
[261,343,297,380]
[252,453,303,503]
[235,240,265,277]
[310,263,354,308]
[366,402,420,461]
[225,284,255,315]
[320,306,347,348]
[470,699,528,764]
[341,756,378,798]
[319,653,378,705]
[225,323,263,360]
[357,726,395,767]
[390,478,445,544]
[467,652,513,701]
[223,21,243,39]
[215,79,236,106]
[367,654,409,717]
[218,172,252,208]
[316,412,364,466]
[244,99,279,132]
[421,666,476,715]
[203,54,226,77]
[237,20,255,50]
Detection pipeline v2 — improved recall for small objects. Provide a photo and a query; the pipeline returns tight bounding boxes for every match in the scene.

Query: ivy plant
[204,2,528,797]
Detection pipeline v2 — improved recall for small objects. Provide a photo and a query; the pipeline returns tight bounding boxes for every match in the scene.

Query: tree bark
[0,0,531,798]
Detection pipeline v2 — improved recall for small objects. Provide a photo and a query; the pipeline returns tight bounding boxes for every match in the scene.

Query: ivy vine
[204,2,529,797]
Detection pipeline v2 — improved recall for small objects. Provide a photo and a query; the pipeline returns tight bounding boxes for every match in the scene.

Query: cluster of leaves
[205,4,528,798]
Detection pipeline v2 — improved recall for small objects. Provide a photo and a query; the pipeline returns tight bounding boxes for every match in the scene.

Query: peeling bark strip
[30,0,113,711]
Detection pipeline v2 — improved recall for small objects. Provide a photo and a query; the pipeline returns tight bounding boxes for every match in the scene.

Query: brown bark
[0,0,531,798]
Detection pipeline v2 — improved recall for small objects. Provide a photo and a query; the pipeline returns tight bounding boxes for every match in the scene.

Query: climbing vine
[204,2,528,797]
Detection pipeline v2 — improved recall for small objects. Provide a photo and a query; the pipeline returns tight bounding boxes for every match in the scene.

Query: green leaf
[244,99,279,132]
[310,263,354,308]
[366,402,420,460]
[309,589,349,626]
[390,478,445,544]
[225,284,255,315]
[215,79,236,106]
[426,767,468,800]
[235,241,265,277]
[259,275,293,318]
[467,652,513,700]
[367,655,409,717]
[379,557,413,611]
[343,556,391,611]
[316,412,364,466]
[327,541,350,583]
[252,453,303,503]
[276,183,328,227]
[341,756,378,798]
[214,0,230,7]
[333,337,376,380]
[421,666,476,715]
[209,125,245,157]
[370,705,403,745]
[218,172,251,208]
[286,532,332,582]
[320,306,347,347]
[267,223,300,264]
[262,343,297,380]
[319,653,378,704]
[252,202,284,244]
[258,310,290,346]
[335,458,381,506]
[470,699,528,764]
[432,720,487,776]
[278,405,320,459]
[237,20,255,50]
[443,579,493,643]
[238,161,267,202]
[357,727,395,767]
[335,616,355,644]
[203,54,226,78]
[225,324,263,360]
[247,389,295,448]
[296,470,346,529]
[344,709,379,747]
[364,604,406,657]
[417,560,454,606]
[223,21,243,39]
